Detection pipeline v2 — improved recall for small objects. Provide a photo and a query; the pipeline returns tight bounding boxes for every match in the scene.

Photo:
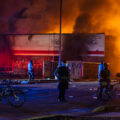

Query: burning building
[0,33,104,79]
[0,0,120,79]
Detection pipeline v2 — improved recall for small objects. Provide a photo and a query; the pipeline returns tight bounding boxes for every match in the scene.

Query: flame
[1,0,120,78]
[48,25,74,33]
[47,0,120,78]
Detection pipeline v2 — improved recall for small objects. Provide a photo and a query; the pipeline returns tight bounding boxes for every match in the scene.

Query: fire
[48,26,74,33]
[1,0,120,78]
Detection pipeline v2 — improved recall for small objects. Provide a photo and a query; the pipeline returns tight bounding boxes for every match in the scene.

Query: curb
[92,105,120,113]
[22,115,74,120]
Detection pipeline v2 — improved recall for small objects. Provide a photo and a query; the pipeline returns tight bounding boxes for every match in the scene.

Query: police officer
[98,63,111,100]
[28,60,34,81]
[54,60,70,102]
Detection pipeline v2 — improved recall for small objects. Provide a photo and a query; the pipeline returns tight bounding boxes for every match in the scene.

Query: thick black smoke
[8,8,28,32]
[73,0,112,33]
[62,0,112,60]
[62,34,89,60]
[0,0,81,34]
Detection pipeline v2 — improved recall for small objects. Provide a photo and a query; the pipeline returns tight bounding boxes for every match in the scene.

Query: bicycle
[0,80,25,108]
[94,82,118,101]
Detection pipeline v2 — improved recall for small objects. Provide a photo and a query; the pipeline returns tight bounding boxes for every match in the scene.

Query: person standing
[28,60,34,81]
[97,61,104,99]
[98,63,111,100]
[54,60,70,102]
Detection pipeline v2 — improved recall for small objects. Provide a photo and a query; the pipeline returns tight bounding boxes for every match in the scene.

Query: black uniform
[56,66,70,102]
[98,68,111,99]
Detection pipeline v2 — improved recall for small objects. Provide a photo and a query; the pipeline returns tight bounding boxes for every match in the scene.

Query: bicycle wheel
[8,90,25,108]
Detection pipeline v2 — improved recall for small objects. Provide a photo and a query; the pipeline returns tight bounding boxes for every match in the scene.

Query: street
[0,82,120,120]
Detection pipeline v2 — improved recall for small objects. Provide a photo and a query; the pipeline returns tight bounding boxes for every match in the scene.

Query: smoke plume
[73,0,120,78]
[0,0,80,34]
[0,0,120,77]
[62,34,91,60]
[61,0,120,77]
[0,36,13,66]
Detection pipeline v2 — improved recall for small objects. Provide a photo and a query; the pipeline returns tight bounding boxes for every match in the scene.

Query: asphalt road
[0,82,120,120]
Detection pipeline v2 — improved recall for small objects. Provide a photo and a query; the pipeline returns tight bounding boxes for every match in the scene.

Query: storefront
[0,33,104,79]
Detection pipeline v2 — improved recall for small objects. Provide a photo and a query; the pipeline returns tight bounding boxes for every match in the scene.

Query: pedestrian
[28,60,34,81]
[54,60,70,102]
[98,63,111,100]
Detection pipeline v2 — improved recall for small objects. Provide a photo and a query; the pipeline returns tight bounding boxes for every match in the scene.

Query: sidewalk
[0,79,57,85]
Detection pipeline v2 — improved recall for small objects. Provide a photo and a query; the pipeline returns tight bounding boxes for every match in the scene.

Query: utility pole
[58,0,62,66]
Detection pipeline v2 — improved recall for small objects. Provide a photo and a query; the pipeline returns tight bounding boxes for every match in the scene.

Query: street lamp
[58,0,62,67]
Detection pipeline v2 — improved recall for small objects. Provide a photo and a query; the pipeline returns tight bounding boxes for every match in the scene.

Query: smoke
[62,34,89,60]
[14,0,60,33]
[62,0,112,60]
[73,0,113,33]
[62,0,120,77]
[0,36,13,66]
[0,0,80,34]
[0,0,118,34]
[72,0,120,77]
[25,0,36,6]
[8,8,28,32]
[0,0,22,66]
[0,0,120,76]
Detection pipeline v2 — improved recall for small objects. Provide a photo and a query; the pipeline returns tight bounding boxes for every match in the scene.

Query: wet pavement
[0,81,120,120]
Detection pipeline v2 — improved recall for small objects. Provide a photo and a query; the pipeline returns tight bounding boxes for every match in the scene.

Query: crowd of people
[28,60,111,102]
